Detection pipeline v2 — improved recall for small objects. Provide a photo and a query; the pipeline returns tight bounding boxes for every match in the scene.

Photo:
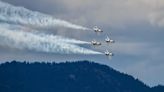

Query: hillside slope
[0,61,163,92]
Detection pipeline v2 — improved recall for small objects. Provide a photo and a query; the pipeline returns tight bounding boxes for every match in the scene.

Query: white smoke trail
[0,1,90,30]
[36,33,90,45]
[0,23,90,45]
[0,26,101,55]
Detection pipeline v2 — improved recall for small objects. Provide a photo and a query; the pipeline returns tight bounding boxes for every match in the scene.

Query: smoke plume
[0,1,101,55]
[0,1,90,30]
[0,25,101,55]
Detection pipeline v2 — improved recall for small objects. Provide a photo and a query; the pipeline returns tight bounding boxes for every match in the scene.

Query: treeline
[0,60,163,92]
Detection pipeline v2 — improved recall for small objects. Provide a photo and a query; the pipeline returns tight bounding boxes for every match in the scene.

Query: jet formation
[91,26,115,58]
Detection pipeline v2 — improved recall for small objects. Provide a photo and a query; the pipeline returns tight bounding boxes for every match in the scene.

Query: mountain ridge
[0,60,163,92]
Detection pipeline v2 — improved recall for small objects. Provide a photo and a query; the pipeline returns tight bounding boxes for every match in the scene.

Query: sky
[0,0,164,87]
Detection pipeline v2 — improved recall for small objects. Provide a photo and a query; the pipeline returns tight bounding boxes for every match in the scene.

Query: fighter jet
[91,40,101,46]
[105,36,115,43]
[105,50,114,56]
[93,26,103,33]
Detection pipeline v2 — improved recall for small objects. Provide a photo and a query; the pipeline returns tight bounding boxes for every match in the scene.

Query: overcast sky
[1,0,164,87]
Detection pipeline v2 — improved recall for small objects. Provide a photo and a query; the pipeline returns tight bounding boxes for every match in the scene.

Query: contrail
[0,23,90,45]
[36,33,90,45]
[0,1,90,30]
[0,26,101,55]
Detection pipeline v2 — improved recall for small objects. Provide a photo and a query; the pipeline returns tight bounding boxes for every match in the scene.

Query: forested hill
[0,61,163,92]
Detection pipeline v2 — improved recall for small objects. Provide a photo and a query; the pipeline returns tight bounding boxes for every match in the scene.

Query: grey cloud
[3,0,164,28]
[149,12,164,27]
